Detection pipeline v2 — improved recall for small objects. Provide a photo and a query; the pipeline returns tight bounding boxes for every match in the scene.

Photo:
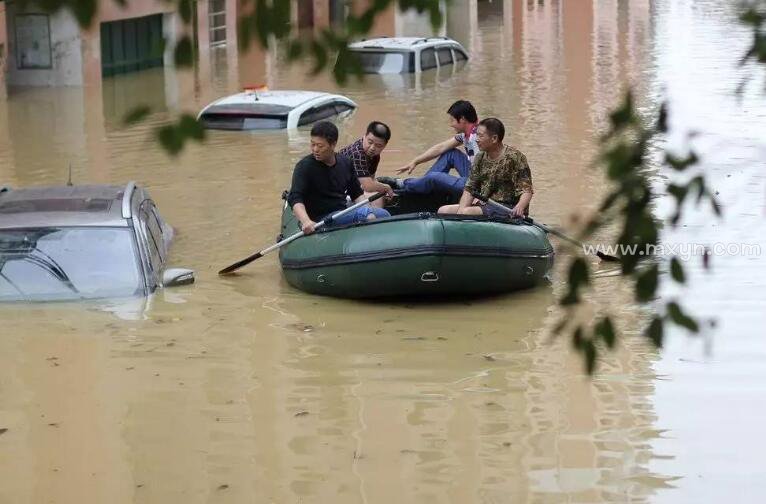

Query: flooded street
[1,1,765,502]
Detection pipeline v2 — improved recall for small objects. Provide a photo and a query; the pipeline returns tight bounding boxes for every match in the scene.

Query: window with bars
[209,0,226,46]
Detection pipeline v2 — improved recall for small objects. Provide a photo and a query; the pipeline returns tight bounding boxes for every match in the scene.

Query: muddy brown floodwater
[1,1,765,503]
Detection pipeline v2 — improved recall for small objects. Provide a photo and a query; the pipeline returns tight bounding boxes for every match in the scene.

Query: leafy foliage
[553,88,719,373]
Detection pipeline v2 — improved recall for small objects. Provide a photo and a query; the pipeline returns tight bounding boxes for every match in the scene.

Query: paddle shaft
[483,197,620,262]
[218,192,386,275]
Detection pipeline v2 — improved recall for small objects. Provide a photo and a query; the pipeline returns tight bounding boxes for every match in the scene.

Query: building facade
[1,0,448,89]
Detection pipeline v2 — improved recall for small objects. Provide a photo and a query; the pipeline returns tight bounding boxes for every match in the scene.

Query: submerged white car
[197,89,357,130]
[345,36,469,74]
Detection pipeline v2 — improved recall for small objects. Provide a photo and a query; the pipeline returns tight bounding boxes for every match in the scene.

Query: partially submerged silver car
[345,37,469,74]
[0,183,194,302]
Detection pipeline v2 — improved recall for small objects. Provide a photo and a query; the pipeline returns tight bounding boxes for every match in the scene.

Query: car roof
[0,184,132,229]
[348,36,463,51]
[204,90,347,114]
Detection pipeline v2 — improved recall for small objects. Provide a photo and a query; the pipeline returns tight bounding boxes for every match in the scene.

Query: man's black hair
[446,100,478,123]
[478,117,505,142]
[310,121,339,144]
[366,121,391,142]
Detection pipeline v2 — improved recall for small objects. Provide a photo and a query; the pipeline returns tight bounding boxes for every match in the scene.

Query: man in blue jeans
[288,122,390,234]
[379,100,479,197]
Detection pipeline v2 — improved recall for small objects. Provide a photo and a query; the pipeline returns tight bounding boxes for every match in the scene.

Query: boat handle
[421,271,439,282]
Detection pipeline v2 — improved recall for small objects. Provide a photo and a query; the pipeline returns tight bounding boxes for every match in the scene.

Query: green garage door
[100,14,164,77]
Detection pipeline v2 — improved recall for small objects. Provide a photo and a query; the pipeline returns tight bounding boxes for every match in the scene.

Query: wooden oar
[483,197,621,263]
[218,192,386,275]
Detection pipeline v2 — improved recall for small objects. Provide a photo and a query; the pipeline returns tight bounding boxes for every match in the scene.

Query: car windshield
[0,227,144,302]
[353,51,409,73]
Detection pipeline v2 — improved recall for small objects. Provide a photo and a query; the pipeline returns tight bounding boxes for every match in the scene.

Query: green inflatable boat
[278,192,554,298]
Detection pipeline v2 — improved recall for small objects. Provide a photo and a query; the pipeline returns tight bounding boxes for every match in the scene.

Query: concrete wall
[5,3,84,86]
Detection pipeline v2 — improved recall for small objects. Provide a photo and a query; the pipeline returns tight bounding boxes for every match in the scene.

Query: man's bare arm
[359,177,395,197]
[396,137,461,175]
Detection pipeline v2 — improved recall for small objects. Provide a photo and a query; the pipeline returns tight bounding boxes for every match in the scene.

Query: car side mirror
[162,268,195,288]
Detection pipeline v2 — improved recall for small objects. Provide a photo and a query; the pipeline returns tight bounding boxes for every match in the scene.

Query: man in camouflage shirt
[438,117,533,218]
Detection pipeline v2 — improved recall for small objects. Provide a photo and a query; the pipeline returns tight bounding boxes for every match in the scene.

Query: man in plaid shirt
[338,121,395,208]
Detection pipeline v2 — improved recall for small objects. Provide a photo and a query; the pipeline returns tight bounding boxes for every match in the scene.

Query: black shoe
[377,176,402,189]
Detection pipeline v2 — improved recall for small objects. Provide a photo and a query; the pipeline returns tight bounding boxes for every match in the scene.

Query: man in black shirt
[288,121,390,234]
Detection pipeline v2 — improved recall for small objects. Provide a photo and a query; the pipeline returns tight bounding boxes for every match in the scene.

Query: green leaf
[670,257,685,283]
[178,114,205,141]
[272,0,293,39]
[561,258,590,306]
[552,317,568,336]
[665,151,698,171]
[645,316,664,348]
[667,183,688,205]
[739,8,764,27]
[254,0,271,47]
[309,40,329,76]
[174,36,194,67]
[157,125,183,156]
[604,143,634,179]
[657,102,668,133]
[571,326,584,350]
[666,302,700,333]
[583,339,597,375]
[70,0,98,28]
[635,263,659,302]
[429,4,443,29]
[594,317,616,349]
[122,105,152,126]
[568,257,590,288]
[710,197,722,216]
[178,0,194,24]
[286,40,304,61]
[608,91,635,131]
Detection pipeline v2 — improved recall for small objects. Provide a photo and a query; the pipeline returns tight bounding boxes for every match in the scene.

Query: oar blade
[218,252,263,276]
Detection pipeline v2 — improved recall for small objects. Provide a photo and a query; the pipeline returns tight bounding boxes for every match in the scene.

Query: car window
[145,206,166,262]
[200,113,287,130]
[334,102,355,114]
[420,48,437,71]
[0,227,143,301]
[353,51,408,73]
[453,49,468,62]
[437,47,453,66]
[406,53,416,72]
[298,103,338,126]
[139,208,163,273]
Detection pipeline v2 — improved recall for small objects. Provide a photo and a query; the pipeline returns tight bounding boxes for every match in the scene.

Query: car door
[420,47,437,71]
[436,45,453,68]
[453,47,468,63]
